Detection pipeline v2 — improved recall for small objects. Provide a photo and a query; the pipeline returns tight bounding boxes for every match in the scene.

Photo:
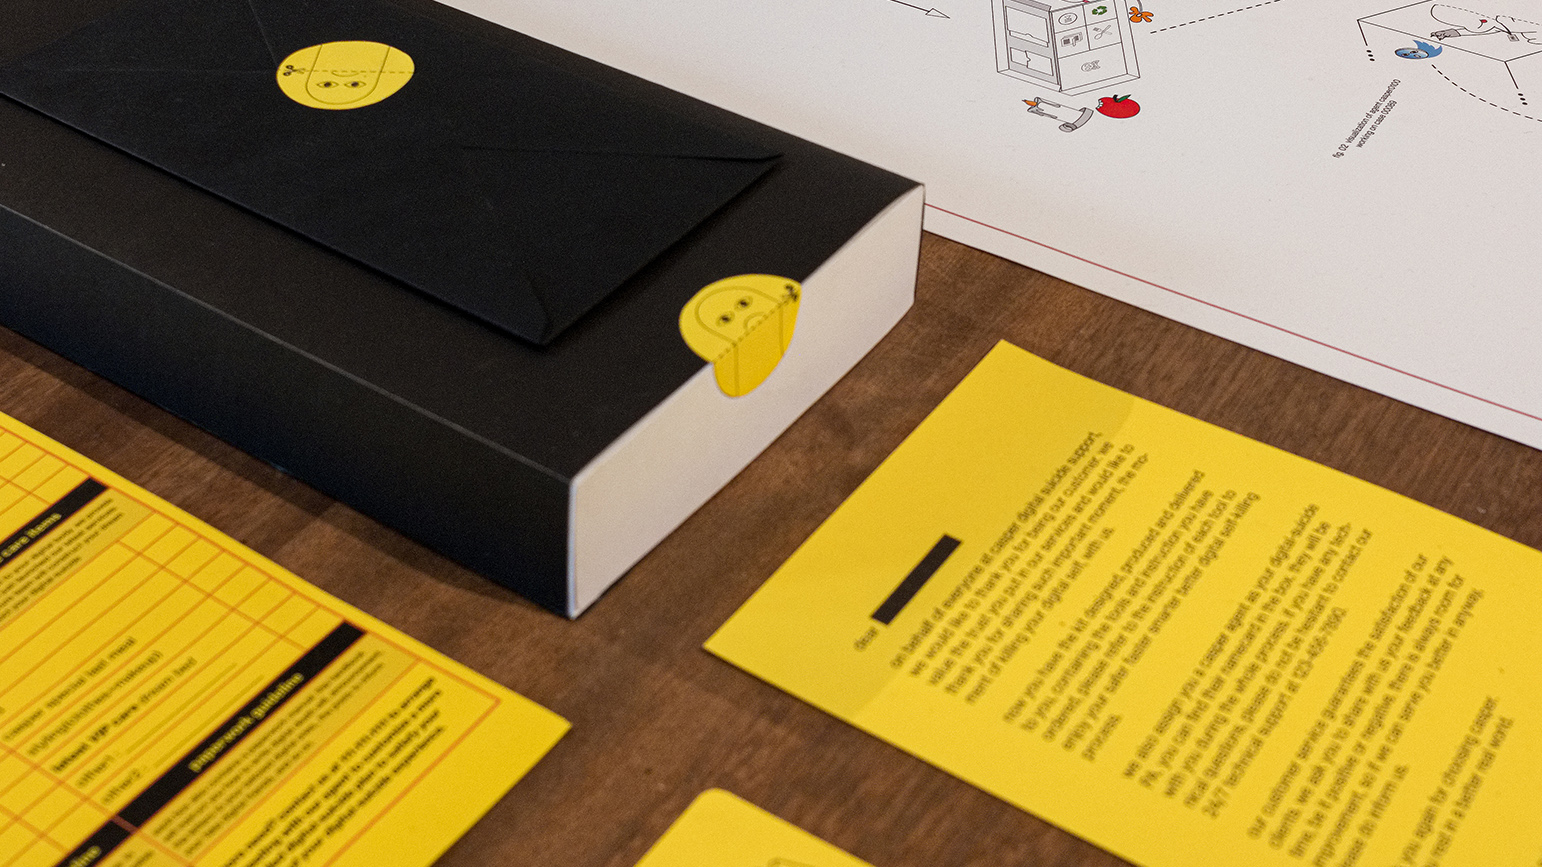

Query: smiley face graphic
[276,41,414,110]
[679,275,801,397]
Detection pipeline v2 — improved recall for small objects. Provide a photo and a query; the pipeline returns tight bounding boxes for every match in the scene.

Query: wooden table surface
[4,234,1540,867]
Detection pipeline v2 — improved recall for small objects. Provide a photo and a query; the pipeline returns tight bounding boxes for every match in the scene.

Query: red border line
[925,204,1542,425]
[319,690,503,867]
[92,482,500,704]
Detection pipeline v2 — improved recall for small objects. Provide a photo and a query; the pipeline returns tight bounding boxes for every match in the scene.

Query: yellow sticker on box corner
[277,41,414,110]
[680,275,800,397]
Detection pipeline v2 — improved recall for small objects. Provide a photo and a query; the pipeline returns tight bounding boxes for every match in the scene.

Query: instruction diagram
[1359,1,1542,110]
[992,0,1140,94]
[456,0,1542,451]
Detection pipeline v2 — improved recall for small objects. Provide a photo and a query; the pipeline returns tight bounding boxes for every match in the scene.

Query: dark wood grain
[4,233,1539,867]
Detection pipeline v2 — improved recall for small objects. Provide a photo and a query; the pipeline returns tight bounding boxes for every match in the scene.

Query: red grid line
[0,436,24,464]
[0,515,161,682]
[6,834,67,867]
[321,697,503,867]
[0,792,53,843]
[0,428,521,866]
[25,583,214,771]
[925,203,1542,425]
[50,587,295,805]
[12,451,503,704]
[32,789,112,852]
[5,568,191,773]
[90,625,283,807]
[0,451,47,495]
[178,654,429,862]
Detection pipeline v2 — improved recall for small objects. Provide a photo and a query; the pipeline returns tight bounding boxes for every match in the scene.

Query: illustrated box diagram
[1359,0,1542,93]
[993,0,1140,95]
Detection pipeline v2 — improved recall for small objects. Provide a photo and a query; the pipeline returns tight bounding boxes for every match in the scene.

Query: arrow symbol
[889,0,950,17]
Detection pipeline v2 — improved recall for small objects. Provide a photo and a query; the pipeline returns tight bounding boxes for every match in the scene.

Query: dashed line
[1432,63,1542,121]
[1153,0,1288,32]
[1434,3,1540,29]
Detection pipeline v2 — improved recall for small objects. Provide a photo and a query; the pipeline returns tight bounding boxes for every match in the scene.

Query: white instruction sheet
[450,0,1542,448]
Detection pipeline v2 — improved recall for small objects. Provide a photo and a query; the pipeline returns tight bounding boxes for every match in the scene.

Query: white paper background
[450,0,1542,446]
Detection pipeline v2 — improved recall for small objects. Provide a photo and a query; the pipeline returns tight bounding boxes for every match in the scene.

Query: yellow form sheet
[0,413,568,867]
[634,790,872,867]
[708,342,1541,867]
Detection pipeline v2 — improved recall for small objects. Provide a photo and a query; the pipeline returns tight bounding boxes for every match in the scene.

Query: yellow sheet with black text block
[0,413,568,867]
[707,342,1542,867]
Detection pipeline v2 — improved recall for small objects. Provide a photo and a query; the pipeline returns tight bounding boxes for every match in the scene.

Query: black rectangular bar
[872,535,962,626]
[0,478,106,570]
[50,820,131,867]
[52,620,365,867]
[116,621,365,828]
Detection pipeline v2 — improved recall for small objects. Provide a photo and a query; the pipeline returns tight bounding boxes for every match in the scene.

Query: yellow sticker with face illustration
[679,275,801,397]
[276,41,414,110]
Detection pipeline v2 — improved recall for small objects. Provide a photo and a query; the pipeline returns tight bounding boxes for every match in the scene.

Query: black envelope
[0,0,779,344]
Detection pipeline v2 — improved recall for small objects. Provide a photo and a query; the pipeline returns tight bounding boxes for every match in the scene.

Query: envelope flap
[1,0,277,72]
[460,146,776,341]
[452,92,781,164]
[0,0,782,344]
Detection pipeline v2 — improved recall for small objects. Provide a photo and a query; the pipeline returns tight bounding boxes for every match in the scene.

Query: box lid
[0,0,780,345]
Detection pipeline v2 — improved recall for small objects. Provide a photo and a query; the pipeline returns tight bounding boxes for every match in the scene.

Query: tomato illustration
[1095,94,1140,119]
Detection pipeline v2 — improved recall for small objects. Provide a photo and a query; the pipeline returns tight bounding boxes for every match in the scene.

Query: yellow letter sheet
[634,789,872,867]
[707,342,1540,867]
[0,412,568,867]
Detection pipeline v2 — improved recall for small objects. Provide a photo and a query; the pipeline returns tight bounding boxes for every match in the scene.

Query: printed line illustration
[1023,96,1096,129]
[1427,3,1541,41]
[1150,0,1290,33]
[887,0,951,17]
[1023,93,1140,130]
[993,0,1140,94]
[1433,61,1542,117]
[1395,39,1444,56]
[1359,0,1542,114]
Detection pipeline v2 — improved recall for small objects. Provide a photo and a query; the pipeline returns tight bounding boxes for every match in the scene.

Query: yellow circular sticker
[276,41,414,110]
[679,275,801,397]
